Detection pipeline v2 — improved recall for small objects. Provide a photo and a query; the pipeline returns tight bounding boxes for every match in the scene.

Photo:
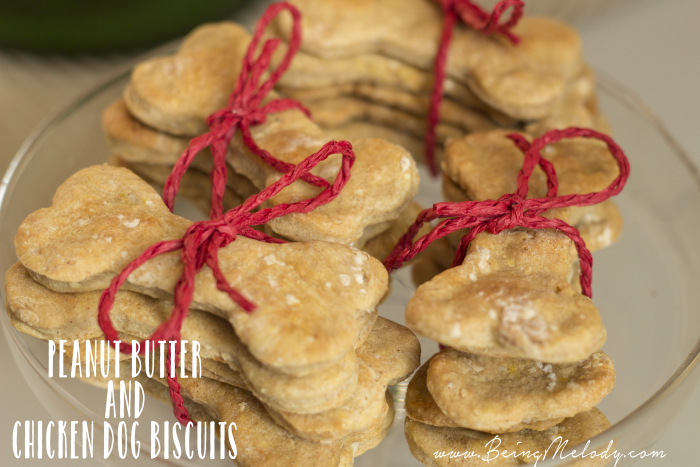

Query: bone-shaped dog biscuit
[303,97,494,141]
[405,356,561,432]
[441,130,623,253]
[426,348,615,434]
[7,263,420,443]
[105,97,420,248]
[5,262,361,414]
[225,108,420,247]
[89,359,395,466]
[274,0,583,119]
[124,22,251,136]
[406,228,607,363]
[15,165,388,374]
[276,47,486,111]
[281,85,502,132]
[120,22,421,248]
[405,408,611,467]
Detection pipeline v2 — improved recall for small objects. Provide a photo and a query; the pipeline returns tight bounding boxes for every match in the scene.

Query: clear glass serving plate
[0,69,699,466]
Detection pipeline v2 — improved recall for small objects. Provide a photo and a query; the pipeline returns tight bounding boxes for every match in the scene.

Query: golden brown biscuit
[405,408,612,467]
[276,48,486,110]
[324,122,426,163]
[426,348,615,434]
[226,108,420,247]
[124,22,251,136]
[281,85,502,132]
[8,262,420,443]
[406,229,607,363]
[267,317,418,442]
[442,130,623,252]
[122,22,421,248]
[15,165,388,375]
[5,262,361,414]
[93,359,396,466]
[274,1,582,119]
[103,99,213,169]
[304,97,495,142]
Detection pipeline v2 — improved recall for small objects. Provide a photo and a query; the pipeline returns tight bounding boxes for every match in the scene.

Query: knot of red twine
[98,140,354,424]
[97,2,357,425]
[163,1,328,222]
[384,127,631,299]
[425,0,525,175]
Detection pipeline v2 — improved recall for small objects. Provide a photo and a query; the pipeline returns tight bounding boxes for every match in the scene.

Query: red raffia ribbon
[425,0,525,175]
[163,1,327,220]
[384,128,631,299]
[97,2,358,425]
[98,141,355,424]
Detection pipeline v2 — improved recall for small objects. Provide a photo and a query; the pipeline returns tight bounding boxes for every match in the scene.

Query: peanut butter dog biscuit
[405,358,461,429]
[5,263,361,414]
[304,97,495,141]
[15,165,388,375]
[113,156,245,214]
[274,0,582,120]
[103,99,213,169]
[281,84,501,132]
[406,229,607,363]
[124,22,251,136]
[267,318,418,442]
[427,348,615,434]
[121,21,421,248]
[99,359,395,466]
[7,262,420,443]
[405,408,611,467]
[324,122,426,162]
[226,107,420,247]
[276,48,486,110]
[441,130,623,253]
[406,356,564,432]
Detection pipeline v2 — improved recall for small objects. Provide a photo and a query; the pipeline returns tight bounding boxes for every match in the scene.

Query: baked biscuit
[406,229,606,363]
[426,348,615,434]
[124,22,251,136]
[405,408,612,467]
[274,0,583,119]
[15,165,388,375]
[441,130,623,253]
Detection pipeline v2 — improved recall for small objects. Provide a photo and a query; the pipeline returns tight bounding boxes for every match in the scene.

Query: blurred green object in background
[0,0,252,54]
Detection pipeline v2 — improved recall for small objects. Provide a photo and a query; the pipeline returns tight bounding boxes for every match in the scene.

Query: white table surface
[0,0,698,465]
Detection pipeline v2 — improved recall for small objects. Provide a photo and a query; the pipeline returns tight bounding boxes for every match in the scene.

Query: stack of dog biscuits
[105,21,424,262]
[7,165,422,464]
[403,132,621,465]
[411,129,623,279]
[271,0,608,164]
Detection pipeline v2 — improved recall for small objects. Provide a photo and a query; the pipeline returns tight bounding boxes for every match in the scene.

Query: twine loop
[162,1,327,222]
[384,127,631,300]
[425,0,525,175]
[97,2,358,425]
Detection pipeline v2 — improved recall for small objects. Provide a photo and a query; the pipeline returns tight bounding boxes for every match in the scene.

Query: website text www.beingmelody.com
[11,339,238,460]
[434,435,666,466]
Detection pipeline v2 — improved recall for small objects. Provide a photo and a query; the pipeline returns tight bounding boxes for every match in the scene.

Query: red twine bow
[98,141,355,424]
[425,0,525,175]
[98,2,357,425]
[163,1,327,221]
[384,128,630,299]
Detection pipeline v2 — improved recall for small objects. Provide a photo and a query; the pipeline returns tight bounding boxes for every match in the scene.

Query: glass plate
[1,68,699,466]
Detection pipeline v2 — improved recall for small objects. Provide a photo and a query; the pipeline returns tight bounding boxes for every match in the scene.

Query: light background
[0,0,698,465]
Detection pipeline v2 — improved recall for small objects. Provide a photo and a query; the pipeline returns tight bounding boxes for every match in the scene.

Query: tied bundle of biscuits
[5,4,423,465]
[384,127,629,466]
[104,10,427,263]
[270,0,609,174]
